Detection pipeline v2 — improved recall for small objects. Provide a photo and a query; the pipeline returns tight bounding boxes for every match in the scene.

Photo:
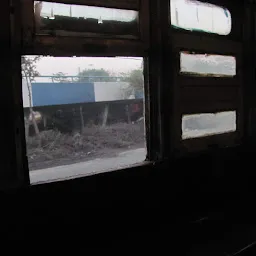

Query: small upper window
[34,1,139,38]
[171,0,232,35]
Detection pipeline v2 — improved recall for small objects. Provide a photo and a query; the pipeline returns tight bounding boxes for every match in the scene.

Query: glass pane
[22,56,145,184]
[171,0,231,35]
[180,52,236,77]
[34,1,139,37]
[182,111,236,139]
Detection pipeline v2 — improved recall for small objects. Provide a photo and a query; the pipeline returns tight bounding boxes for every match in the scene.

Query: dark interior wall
[1,0,22,185]
[2,145,255,252]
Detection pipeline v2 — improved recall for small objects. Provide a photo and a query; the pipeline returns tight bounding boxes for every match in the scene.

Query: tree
[127,69,144,91]
[123,69,144,98]
[77,68,110,82]
[52,72,71,83]
[21,56,41,144]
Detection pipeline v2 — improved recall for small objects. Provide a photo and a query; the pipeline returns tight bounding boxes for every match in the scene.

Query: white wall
[22,78,33,108]
[94,82,130,102]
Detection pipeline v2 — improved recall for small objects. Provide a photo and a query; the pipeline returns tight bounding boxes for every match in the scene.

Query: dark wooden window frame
[2,0,251,188]
[168,0,244,155]
[7,0,168,187]
[20,0,150,55]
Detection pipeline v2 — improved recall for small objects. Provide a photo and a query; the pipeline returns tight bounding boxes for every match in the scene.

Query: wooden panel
[172,33,242,55]
[181,132,241,154]
[180,86,240,103]
[23,36,146,56]
[20,0,34,49]
[178,76,240,87]
[243,4,254,140]
[1,0,15,184]
[139,0,150,46]
[0,0,30,188]
[145,0,170,160]
[180,102,239,115]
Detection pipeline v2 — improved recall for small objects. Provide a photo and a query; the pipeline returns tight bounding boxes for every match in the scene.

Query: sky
[33,0,231,77]
[37,1,138,22]
[171,0,231,35]
[33,57,143,80]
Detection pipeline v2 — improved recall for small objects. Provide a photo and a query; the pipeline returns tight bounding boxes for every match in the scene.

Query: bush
[26,123,145,162]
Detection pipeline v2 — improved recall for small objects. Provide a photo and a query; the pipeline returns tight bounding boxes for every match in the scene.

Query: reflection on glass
[171,0,231,35]
[180,52,236,77]
[34,1,139,37]
[22,56,145,184]
[182,111,236,139]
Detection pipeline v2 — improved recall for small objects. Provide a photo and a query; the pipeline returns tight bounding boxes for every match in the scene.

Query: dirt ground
[27,122,145,171]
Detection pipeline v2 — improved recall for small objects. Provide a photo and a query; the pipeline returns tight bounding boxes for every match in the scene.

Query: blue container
[31,82,95,106]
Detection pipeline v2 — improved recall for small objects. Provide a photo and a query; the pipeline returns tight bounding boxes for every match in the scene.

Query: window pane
[180,52,236,77]
[182,111,236,139]
[35,1,139,37]
[171,0,231,35]
[22,56,146,184]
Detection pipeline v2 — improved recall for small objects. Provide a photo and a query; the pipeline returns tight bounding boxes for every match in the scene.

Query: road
[30,148,146,184]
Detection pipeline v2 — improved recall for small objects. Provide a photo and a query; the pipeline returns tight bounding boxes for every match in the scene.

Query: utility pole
[70,5,72,17]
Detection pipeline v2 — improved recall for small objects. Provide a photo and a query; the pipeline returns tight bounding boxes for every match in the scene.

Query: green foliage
[118,69,144,99]
[21,56,41,81]
[77,68,110,82]
[127,69,144,91]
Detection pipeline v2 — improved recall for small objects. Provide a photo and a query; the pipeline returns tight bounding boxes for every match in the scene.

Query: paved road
[30,148,146,184]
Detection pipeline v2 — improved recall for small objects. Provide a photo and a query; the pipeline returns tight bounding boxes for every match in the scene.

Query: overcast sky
[33,57,143,79]
[33,0,231,77]
[171,0,231,35]
[37,1,137,22]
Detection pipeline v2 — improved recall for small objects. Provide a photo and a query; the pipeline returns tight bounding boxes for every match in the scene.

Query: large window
[171,0,232,35]
[14,0,152,185]
[22,56,146,184]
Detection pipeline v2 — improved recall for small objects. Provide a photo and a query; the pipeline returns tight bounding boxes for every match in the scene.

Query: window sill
[30,157,157,186]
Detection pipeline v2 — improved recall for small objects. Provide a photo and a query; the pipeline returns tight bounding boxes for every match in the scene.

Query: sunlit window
[171,0,231,35]
[34,1,139,37]
[182,111,236,139]
[180,52,236,77]
[22,56,146,184]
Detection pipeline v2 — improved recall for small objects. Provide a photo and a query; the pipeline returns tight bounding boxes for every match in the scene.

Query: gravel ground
[26,122,145,171]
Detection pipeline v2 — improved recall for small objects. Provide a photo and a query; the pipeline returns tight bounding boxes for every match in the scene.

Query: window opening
[180,52,236,77]
[34,1,139,38]
[182,111,236,139]
[171,0,231,35]
[22,56,146,184]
